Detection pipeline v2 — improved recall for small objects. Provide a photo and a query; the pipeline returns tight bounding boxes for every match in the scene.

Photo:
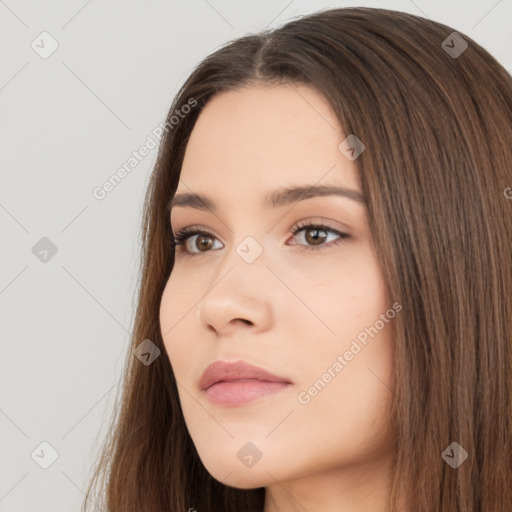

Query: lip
[199,360,292,407]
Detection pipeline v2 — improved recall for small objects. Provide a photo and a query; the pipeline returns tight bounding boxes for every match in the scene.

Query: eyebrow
[167,184,366,215]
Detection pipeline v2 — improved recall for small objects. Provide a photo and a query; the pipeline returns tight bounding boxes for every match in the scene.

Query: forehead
[178,84,361,200]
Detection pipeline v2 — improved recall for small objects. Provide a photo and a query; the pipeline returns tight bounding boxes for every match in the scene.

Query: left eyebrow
[167,184,367,215]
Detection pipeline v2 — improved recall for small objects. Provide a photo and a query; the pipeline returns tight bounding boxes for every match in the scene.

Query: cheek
[159,270,199,331]
[292,314,396,465]
[159,276,192,368]
[293,251,395,413]
[294,249,389,344]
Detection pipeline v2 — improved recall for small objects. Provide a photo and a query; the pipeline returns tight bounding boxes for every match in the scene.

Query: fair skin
[159,83,404,512]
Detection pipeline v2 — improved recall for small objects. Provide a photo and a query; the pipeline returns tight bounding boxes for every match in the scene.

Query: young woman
[83,7,512,512]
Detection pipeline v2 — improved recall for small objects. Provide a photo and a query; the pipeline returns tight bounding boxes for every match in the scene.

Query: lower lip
[204,380,291,407]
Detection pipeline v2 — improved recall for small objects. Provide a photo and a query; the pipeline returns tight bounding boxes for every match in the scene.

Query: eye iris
[196,234,213,252]
[305,227,327,245]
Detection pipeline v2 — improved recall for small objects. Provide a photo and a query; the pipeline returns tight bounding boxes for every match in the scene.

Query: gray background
[1,1,510,510]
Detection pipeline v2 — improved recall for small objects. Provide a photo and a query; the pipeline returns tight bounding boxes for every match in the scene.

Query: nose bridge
[198,238,275,336]
[212,213,273,272]
[234,232,267,266]
[210,230,270,290]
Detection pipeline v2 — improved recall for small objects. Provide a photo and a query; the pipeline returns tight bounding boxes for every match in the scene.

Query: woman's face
[159,83,397,499]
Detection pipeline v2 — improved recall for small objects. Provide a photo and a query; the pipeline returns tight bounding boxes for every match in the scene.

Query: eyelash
[170,220,349,257]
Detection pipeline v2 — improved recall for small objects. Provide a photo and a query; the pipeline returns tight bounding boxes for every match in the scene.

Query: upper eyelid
[171,215,350,235]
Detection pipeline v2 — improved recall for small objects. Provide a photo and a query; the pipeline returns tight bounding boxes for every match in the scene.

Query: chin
[199,453,278,489]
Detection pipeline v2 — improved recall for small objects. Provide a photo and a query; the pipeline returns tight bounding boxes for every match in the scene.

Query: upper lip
[199,360,291,390]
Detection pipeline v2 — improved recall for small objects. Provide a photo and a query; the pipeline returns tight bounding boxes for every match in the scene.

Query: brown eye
[172,228,222,255]
[290,222,349,251]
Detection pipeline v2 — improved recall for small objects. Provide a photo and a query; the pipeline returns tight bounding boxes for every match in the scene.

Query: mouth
[199,360,292,407]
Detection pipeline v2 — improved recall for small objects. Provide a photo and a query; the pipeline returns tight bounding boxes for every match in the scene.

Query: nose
[198,262,274,337]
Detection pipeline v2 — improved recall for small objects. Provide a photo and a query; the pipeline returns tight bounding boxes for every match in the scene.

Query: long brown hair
[82,7,512,511]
